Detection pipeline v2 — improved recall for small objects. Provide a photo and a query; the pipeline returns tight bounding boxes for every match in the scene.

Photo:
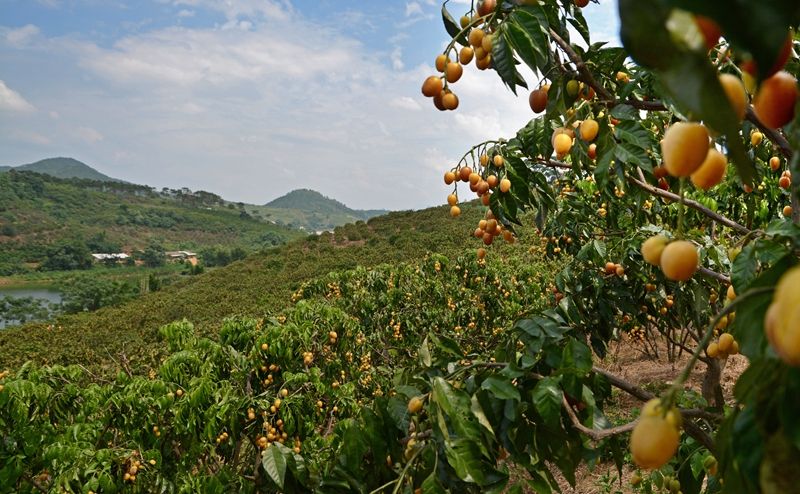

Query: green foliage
[59,275,139,314]
[39,238,93,272]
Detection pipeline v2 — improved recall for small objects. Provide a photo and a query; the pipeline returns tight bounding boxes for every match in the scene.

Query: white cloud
[170,0,292,22]
[5,24,40,46]
[177,9,195,18]
[11,130,50,145]
[390,96,422,111]
[405,2,423,17]
[390,46,404,70]
[75,126,104,144]
[0,80,36,112]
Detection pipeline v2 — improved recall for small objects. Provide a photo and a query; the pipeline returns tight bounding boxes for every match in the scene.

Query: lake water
[0,286,62,329]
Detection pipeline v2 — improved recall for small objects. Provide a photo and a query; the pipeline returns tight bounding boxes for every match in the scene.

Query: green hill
[0,203,534,374]
[247,189,388,232]
[0,171,303,275]
[0,157,119,182]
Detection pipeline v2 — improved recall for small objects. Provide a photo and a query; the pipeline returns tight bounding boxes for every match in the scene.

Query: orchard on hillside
[1,1,800,493]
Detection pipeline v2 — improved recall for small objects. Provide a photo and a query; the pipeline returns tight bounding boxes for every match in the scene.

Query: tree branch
[562,394,636,441]
[592,366,717,451]
[628,169,751,235]
[746,106,793,160]
[698,266,731,284]
[548,28,613,101]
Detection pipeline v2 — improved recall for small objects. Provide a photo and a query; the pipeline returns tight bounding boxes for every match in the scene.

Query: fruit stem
[443,8,497,58]
[665,285,774,406]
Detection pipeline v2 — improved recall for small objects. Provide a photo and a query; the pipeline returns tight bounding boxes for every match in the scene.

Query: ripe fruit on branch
[435,54,449,72]
[588,143,597,159]
[690,148,728,190]
[493,155,504,167]
[407,396,424,414]
[449,205,461,218]
[630,399,681,469]
[459,167,472,182]
[574,0,589,7]
[784,205,793,217]
[566,80,580,97]
[751,131,763,146]
[753,71,798,129]
[499,178,511,193]
[459,46,474,65]
[421,76,443,97]
[718,73,747,121]
[445,62,463,83]
[469,28,485,48]
[764,266,800,366]
[476,55,492,70]
[554,133,573,156]
[660,240,698,281]
[770,156,781,171]
[447,194,458,206]
[579,119,599,142]
[642,235,669,266]
[481,34,494,54]
[529,87,548,113]
[478,0,496,17]
[444,171,456,184]
[442,91,459,110]
[661,122,710,177]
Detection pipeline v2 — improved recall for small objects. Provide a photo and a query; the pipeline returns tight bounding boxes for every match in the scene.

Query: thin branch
[698,266,731,284]
[620,99,668,111]
[745,106,793,160]
[591,366,716,451]
[562,394,636,441]
[548,28,613,101]
[628,169,751,235]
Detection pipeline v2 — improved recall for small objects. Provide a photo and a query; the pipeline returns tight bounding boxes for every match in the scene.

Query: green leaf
[494,26,527,94]
[444,439,489,484]
[419,335,432,367]
[481,376,521,401]
[610,104,638,121]
[562,339,592,375]
[731,242,758,293]
[262,443,288,488]
[441,3,468,46]
[532,377,563,426]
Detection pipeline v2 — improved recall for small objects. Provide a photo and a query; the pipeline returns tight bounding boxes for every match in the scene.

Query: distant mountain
[249,189,388,232]
[0,157,120,182]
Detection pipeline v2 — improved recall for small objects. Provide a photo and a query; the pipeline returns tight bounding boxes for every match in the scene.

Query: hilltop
[0,157,120,182]
[0,203,532,373]
[248,189,388,232]
[0,171,302,275]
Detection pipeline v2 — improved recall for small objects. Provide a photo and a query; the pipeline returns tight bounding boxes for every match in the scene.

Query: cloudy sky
[0,0,618,210]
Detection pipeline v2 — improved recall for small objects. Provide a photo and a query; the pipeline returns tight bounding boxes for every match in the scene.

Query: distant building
[164,251,198,263]
[91,253,130,263]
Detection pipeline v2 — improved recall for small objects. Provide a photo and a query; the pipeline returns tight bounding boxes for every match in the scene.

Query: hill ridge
[1,157,120,182]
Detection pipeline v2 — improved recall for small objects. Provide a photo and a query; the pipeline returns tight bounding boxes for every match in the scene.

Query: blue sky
[0,0,618,209]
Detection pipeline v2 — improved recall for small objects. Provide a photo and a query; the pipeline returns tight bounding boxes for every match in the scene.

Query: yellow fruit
[261,343,269,351]
[730,340,740,355]
[751,131,763,146]
[459,46,474,65]
[445,62,463,83]
[499,178,511,193]
[630,416,680,469]
[421,76,443,98]
[784,205,794,217]
[661,122,710,177]
[719,73,747,121]
[554,133,573,156]
[579,119,599,142]
[770,156,781,171]
[493,155,504,167]
[435,54,449,72]
[477,247,486,259]
[660,240,699,281]
[753,71,798,129]
[707,341,720,358]
[690,148,727,190]
[408,396,424,414]
[481,34,494,54]
[442,92,459,110]
[447,194,458,206]
[450,205,461,218]
[641,235,669,266]
[444,171,456,184]
[764,267,800,366]
[727,284,736,301]
[718,333,734,354]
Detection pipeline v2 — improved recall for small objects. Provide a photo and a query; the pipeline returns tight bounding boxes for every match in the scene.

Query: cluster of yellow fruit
[445,154,511,215]
[764,266,800,366]
[779,169,792,189]
[630,398,682,469]
[302,351,314,366]
[603,261,625,277]
[215,431,230,445]
[706,332,740,359]
[152,425,161,438]
[328,330,338,345]
[472,209,516,249]
[122,458,153,483]
[551,118,599,159]
[420,0,500,111]
[641,235,699,282]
